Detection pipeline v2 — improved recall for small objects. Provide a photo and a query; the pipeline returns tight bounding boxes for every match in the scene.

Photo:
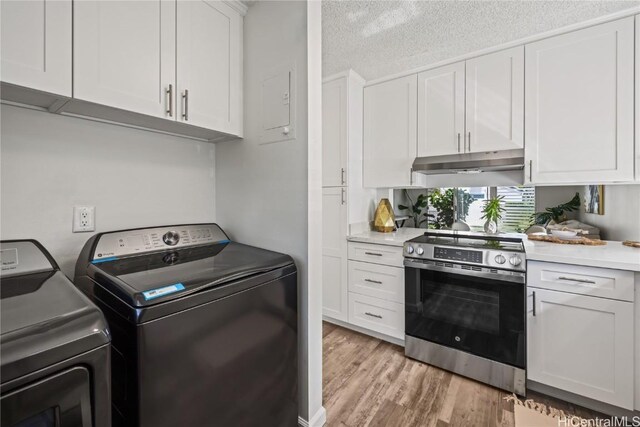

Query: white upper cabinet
[74,1,175,119]
[364,75,425,188]
[466,46,524,153]
[177,0,242,135]
[636,15,640,182]
[525,17,635,184]
[1,0,71,96]
[323,77,348,187]
[417,62,465,157]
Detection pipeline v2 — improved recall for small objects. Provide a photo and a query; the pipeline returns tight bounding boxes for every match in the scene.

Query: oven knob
[416,247,424,255]
[406,245,414,254]
[494,254,506,264]
[162,231,180,246]
[509,255,522,266]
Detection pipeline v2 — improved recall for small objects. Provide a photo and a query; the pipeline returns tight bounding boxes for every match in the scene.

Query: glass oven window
[406,267,525,368]
[13,408,56,427]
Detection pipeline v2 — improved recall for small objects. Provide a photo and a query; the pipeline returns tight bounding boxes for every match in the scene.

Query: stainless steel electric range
[403,231,526,395]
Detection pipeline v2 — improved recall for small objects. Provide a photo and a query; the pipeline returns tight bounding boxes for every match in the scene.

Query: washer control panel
[91,224,228,261]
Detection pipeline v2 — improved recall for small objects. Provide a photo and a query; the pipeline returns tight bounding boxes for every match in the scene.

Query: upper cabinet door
[525,18,634,184]
[74,1,175,119]
[417,62,465,157]
[636,15,640,182]
[323,78,348,187]
[177,0,242,135]
[0,0,71,96]
[466,47,524,153]
[364,75,423,188]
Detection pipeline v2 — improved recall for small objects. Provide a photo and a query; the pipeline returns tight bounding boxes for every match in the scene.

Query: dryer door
[1,366,92,427]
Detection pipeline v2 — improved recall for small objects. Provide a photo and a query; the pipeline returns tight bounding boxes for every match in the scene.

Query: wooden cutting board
[527,234,606,246]
[623,240,640,248]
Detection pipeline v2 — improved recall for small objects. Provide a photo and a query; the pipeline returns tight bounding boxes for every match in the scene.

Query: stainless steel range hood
[412,149,525,175]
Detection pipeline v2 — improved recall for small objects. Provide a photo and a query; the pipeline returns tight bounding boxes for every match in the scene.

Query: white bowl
[550,229,579,239]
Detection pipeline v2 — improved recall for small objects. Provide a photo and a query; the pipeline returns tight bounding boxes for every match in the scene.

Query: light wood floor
[323,322,603,427]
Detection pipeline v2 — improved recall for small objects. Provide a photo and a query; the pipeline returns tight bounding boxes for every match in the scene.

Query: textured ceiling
[323,1,640,80]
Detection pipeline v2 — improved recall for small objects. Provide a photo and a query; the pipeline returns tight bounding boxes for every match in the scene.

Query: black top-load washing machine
[74,223,298,427]
[0,240,111,427]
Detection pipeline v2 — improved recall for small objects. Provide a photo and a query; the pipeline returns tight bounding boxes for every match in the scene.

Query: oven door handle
[403,258,525,284]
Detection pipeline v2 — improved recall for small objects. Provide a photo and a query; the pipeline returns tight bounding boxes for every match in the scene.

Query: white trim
[323,69,365,86]
[365,6,640,87]
[222,0,248,16]
[298,406,327,427]
[323,316,405,347]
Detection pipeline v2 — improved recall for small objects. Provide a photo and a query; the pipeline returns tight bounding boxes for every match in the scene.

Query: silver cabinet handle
[457,133,461,152]
[410,167,413,185]
[467,131,471,152]
[364,252,382,256]
[341,168,346,185]
[364,312,382,319]
[558,276,596,285]
[529,160,532,182]
[182,89,189,121]
[166,84,173,117]
[364,279,382,284]
[341,188,346,205]
[532,291,536,317]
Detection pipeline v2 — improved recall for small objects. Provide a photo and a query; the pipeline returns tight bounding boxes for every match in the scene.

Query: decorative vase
[484,219,498,234]
[373,199,396,233]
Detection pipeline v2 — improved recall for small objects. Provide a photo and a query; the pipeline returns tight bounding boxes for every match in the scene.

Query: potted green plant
[532,193,580,226]
[481,196,506,234]
[427,188,475,229]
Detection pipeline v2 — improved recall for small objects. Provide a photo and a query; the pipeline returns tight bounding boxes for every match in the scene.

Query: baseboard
[527,380,638,418]
[298,406,326,427]
[323,316,404,347]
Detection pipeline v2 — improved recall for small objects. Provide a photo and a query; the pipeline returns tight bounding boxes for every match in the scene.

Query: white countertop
[347,228,426,247]
[347,228,640,272]
[524,240,640,272]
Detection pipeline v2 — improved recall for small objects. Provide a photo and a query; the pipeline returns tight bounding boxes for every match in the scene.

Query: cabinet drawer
[348,242,404,267]
[348,293,404,339]
[349,261,404,303]
[528,261,634,302]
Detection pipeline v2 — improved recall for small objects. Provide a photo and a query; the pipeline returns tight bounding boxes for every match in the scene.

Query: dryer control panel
[91,224,229,261]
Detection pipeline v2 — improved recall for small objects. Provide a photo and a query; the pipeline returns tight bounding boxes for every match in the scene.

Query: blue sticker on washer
[142,283,185,300]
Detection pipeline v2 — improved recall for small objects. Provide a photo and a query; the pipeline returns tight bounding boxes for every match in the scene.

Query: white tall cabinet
[524,17,635,184]
[364,74,425,188]
[322,187,348,320]
[417,47,524,158]
[0,0,72,97]
[322,71,374,322]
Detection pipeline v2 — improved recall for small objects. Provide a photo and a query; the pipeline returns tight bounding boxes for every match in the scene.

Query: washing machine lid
[88,240,294,308]
[0,240,110,384]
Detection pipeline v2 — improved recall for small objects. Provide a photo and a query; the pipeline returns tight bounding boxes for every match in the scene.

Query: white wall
[576,185,640,241]
[214,1,323,424]
[0,105,216,276]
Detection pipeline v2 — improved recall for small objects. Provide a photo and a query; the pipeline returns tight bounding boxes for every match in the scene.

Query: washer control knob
[416,247,424,255]
[163,231,180,246]
[494,254,506,264]
[509,255,522,266]
[406,245,414,254]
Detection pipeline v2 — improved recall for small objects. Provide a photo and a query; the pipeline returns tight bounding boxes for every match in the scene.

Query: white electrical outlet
[73,206,95,232]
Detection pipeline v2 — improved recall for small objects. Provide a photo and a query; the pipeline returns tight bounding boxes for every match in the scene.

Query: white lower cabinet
[348,261,404,303]
[528,287,634,409]
[348,292,404,340]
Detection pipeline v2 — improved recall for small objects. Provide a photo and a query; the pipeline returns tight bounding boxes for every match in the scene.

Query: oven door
[405,259,525,369]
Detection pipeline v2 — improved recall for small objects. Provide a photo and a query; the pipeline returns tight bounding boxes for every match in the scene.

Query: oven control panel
[91,224,229,261]
[434,247,483,263]
[404,243,525,272]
